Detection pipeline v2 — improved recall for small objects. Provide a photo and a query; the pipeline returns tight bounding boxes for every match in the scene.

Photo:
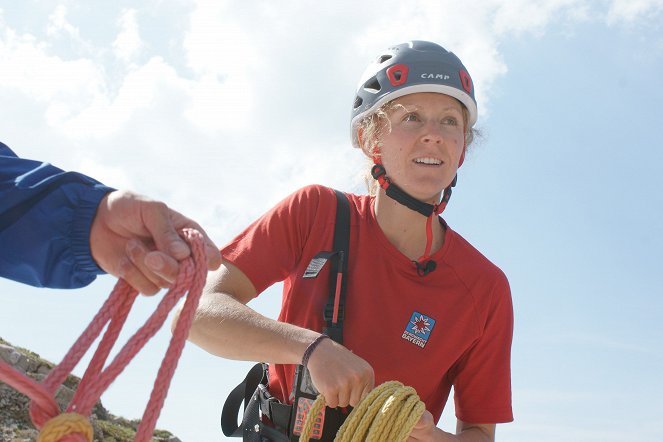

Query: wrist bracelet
[302,334,330,368]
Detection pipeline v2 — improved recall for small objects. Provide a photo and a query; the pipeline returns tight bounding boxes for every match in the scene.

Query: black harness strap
[221,362,290,441]
[221,363,267,440]
[322,190,351,344]
[221,189,351,441]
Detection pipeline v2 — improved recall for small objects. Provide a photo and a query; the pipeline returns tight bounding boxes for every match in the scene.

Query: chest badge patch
[402,311,436,348]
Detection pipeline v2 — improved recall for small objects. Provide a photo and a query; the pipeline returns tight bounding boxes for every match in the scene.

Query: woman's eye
[403,113,420,122]
[442,117,458,126]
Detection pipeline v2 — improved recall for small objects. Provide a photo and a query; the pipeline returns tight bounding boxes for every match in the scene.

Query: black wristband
[301,334,330,368]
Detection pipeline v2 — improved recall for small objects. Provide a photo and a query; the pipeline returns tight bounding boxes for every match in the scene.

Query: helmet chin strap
[371,158,456,277]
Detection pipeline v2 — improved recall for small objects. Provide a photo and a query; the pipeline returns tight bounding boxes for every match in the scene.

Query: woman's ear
[357,127,371,157]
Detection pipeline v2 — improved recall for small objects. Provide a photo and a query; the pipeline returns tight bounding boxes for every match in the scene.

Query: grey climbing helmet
[351,40,477,148]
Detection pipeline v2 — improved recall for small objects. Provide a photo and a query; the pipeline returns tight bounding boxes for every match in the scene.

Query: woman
[184,41,513,441]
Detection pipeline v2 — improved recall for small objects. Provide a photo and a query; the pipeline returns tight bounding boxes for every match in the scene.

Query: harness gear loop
[37,413,93,442]
[0,228,207,442]
[299,381,426,442]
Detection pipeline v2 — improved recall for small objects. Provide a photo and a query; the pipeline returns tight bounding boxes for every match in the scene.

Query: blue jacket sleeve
[0,141,115,288]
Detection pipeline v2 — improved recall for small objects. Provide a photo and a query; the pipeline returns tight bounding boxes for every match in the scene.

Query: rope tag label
[303,252,336,279]
[292,397,324,439]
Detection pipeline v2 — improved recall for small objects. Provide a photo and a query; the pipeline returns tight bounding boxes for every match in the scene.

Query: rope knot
[37,413,93,442]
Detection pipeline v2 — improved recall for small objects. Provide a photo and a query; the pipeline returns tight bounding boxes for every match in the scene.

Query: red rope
[0,228,208,442]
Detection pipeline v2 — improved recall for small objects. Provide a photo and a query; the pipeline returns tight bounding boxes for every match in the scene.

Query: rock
[0,337,181,442]
[0,344,20,365]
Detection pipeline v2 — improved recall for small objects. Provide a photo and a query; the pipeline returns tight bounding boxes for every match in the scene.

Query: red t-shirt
[222,185,513,424]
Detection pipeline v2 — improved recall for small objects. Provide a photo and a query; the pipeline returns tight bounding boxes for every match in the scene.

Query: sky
[1,1,662,441]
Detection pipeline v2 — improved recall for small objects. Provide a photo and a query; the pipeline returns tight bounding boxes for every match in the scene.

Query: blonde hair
[357,98,477,196]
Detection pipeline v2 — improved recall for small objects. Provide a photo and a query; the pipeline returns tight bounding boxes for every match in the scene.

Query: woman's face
[377,92,466,203]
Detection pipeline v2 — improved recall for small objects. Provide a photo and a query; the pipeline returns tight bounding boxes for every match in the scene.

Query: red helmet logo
[387,64,409,87]
[459,69,473,94]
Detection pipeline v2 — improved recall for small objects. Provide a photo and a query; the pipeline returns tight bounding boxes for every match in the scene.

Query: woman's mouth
[413,157,442,165]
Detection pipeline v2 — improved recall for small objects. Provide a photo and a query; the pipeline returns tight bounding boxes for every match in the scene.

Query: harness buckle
[257,384,276,418]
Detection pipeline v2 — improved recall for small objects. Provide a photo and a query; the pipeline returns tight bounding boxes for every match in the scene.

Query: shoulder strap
[322,189,350,344]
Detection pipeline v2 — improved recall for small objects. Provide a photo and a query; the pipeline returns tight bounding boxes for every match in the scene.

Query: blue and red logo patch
[401,311,436,348]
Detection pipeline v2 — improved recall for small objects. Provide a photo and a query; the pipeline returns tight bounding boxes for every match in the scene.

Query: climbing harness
[299,381,425,442]
[0,228,207,442]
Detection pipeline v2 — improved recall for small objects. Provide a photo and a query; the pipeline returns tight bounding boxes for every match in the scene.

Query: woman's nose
[420,123,444,144]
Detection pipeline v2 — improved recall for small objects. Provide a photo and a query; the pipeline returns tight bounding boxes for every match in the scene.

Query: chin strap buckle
[371,164,391,191]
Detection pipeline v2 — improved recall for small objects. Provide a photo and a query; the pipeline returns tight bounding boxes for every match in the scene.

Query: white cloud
[78,157,133,190]
[183,71,253,132]
[54,56,187,138]
[0,26,105,104]
[4,0,661,232]
[46,5,80,39]
[113,8,144,63]
[183,1,260,77]
[607,0,663,24]
[2,0,662,236]
[180,1,259,132]
[491,0,590,36]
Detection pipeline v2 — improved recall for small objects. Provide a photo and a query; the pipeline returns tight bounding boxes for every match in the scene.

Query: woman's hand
[407,410,436,441]
[306,337,375,408]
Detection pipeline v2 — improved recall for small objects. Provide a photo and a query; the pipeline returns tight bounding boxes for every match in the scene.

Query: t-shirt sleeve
[451,271,514,423]
[221,185,329,296]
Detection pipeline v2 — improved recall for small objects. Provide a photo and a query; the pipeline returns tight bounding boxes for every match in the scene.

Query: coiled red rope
[0,228,208,442]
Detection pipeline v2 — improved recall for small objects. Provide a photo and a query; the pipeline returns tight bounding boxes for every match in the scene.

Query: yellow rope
[37,412,94,442]
[299,381,426,442]
[298,394,328,440]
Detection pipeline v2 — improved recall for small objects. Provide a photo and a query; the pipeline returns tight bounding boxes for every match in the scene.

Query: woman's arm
[178,260,375,408]
[185,260,317,363]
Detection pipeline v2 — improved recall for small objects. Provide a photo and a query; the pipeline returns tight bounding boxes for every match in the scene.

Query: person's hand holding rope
[305,335,375,408]
[90,190,222,294]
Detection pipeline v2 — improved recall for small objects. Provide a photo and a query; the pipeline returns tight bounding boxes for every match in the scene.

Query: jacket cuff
[71,184,115,275]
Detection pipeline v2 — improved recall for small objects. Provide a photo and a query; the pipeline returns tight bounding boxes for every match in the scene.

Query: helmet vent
[378,55,392,64]
[362,77,381,93]
[353,96,363,109]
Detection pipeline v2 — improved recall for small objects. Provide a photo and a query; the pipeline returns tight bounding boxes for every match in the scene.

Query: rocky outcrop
[0,337,181,442]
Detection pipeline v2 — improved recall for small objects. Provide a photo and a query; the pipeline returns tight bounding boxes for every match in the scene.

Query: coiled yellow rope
[37,412,93,442]
[299,381,426,442]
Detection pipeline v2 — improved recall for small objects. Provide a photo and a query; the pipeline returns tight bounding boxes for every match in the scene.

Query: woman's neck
[373,190,446,261]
